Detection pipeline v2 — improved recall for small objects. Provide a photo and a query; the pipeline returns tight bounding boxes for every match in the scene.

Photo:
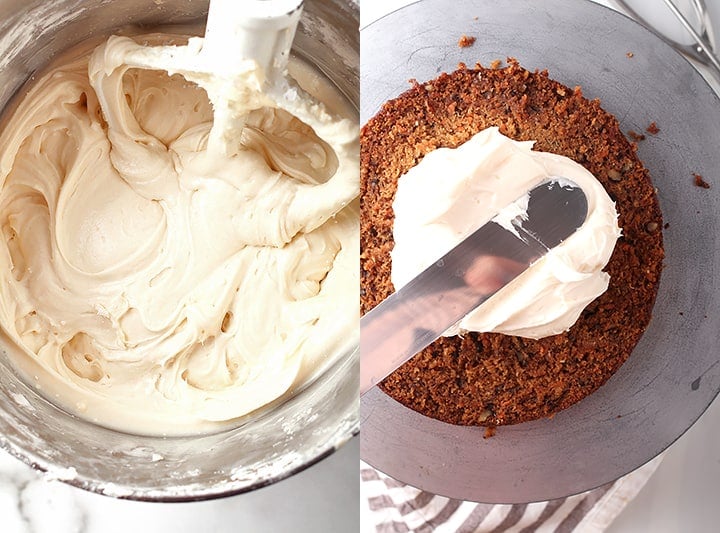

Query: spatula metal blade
[360,179,588,396]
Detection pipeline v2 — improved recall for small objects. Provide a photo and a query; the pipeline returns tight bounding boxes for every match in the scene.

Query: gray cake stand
[360,0,720,503]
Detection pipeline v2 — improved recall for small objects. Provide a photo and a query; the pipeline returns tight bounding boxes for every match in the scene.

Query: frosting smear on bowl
[0,35,358,435]
[391,127,620,339]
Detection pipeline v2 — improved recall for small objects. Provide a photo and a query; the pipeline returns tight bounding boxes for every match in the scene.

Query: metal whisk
[611,0,720,83]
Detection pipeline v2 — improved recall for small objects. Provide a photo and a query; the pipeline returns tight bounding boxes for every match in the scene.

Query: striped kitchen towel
[360,454,663,532]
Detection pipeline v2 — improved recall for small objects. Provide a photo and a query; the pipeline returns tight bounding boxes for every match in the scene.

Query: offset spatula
[360,179,589,396]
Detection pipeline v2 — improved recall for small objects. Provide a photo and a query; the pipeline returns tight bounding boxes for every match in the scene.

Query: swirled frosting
[0,35,358,435]
[391,127,620,339]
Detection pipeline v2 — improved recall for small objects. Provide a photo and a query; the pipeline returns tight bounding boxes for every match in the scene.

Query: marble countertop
[0,436,359,533]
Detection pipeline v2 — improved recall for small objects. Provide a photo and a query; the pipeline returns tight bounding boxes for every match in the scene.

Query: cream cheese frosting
[0,34,358,435]
[391,127,620,339]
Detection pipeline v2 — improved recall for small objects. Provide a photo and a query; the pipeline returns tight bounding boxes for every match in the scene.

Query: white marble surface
[0,436,359,533]
[608,398,720,533]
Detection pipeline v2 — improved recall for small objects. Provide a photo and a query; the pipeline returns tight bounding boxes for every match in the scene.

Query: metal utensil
[118,0,306,154]
[360,180,588,396]
[660,0,720,72]
[611,0,720,81]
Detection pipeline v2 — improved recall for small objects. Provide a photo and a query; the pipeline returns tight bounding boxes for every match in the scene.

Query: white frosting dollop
[0,34,358,435]
[391,127,621,339]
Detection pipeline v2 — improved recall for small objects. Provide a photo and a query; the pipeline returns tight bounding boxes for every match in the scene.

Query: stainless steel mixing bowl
[0,0,358,501]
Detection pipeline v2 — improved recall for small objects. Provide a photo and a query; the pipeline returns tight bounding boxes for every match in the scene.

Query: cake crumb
[608,169,623,182]
[483,426,497,439]
[473,16,479,21]
[490,59,502,69]
[664,222,670,229]
[626,52,634,58]
[694,173,711,189]
[646,121,660,134]
[458,34,476,48]
[627,130,645,141]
